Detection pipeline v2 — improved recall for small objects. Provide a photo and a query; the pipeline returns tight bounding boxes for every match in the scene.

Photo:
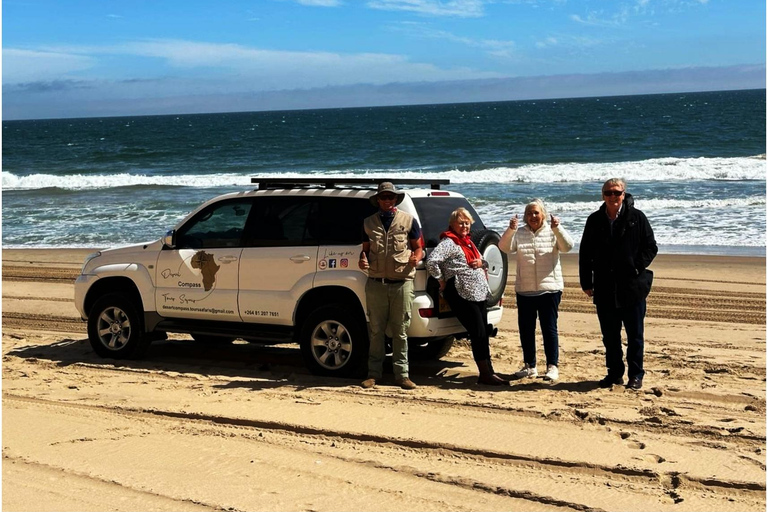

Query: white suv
[75,178,507,377]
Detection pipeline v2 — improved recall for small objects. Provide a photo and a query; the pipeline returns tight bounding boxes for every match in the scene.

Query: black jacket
[579,193,658,307]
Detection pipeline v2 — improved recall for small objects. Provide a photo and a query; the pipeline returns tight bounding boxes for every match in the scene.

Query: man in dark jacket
[579,178,658,390]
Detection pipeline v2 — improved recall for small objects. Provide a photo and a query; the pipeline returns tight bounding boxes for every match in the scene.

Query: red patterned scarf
[440,230,481,264]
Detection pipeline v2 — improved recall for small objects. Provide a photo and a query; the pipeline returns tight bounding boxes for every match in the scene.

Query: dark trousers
[516,292,562,367]
[443,279,490,362]
[595,299,647,380]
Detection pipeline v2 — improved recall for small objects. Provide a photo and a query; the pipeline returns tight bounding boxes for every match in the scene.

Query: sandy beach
[2,248,765,511]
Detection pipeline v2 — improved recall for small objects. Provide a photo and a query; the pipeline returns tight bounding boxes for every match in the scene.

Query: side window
[176,199,252,249]
[244,196,318,247]
[314,197,377,244]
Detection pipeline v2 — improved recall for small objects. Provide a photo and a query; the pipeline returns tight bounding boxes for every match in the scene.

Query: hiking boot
[627,377,643,390]
[361,378,376,389]
[543,365,559,382]
[395,377,417,390]
[512,363,537,379]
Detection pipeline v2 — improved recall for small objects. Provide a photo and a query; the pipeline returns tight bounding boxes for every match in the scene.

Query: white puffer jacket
[499,223,574,293]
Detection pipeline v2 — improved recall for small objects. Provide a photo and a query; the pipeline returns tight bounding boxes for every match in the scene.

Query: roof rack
[251,177,450,190]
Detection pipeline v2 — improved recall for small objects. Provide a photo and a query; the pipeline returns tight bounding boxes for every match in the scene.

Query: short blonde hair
[449,207,474,225]
[524,198,548,219]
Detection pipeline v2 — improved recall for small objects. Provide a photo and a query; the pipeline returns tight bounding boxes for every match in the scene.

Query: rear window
[412,197,486,248]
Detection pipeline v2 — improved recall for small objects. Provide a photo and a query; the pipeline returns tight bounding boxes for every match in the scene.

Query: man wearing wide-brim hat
[359,182,423,390]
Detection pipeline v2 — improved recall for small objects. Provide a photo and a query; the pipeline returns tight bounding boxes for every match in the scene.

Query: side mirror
[163,229,176,249]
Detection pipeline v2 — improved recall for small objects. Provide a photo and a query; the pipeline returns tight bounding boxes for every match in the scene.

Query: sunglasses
[378,194,397,201]
[602,190,624,197]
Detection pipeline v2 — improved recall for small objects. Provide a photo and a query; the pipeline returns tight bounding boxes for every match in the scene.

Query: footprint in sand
[618,432,646,449]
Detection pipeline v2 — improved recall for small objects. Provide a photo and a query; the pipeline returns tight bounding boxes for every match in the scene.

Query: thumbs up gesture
[550,214,560,228]
[509,214,518,231]
[359,251,369,270]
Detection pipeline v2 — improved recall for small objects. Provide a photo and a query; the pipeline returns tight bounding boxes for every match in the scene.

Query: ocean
[2,89,765,255]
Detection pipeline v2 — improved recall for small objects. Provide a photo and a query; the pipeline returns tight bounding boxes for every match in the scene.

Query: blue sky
[3,0,765,119]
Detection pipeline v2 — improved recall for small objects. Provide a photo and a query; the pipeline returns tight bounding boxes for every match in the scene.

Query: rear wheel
[471,229,508,306]
[87,293,151,359]
[299,304,367,378]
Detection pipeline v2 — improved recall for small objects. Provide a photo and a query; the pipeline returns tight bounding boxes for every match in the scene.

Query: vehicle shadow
[6,335,470,391]
[6,337,312,391]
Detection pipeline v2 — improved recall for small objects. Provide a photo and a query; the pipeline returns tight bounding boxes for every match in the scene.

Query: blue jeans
[595,299,647,380]
[365,279,414,380]
[516,292,562,368]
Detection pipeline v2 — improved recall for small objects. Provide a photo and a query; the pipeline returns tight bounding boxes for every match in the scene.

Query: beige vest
[364,211,416,280]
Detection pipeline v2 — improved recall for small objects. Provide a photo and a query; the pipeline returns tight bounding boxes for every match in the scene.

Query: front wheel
[298,304,367,378]
[87,293,151,359]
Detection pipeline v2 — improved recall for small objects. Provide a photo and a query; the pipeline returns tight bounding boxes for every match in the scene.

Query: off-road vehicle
[75,178,507,377]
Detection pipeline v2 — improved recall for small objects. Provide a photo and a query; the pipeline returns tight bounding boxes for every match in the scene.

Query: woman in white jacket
[499,199,574,382]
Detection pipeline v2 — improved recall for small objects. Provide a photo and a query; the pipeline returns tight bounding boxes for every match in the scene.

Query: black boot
[476,359,509,386]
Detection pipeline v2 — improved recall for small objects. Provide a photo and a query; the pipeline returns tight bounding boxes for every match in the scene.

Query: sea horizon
[4,86,764,123]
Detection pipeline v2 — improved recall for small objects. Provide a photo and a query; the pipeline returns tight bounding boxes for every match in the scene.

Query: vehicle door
[155,198,250,322]
[238,196,319,326]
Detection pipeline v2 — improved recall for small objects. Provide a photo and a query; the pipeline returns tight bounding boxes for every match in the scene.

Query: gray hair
[449,207,474,225]
[602,178,626,192]
[524,198,548,219]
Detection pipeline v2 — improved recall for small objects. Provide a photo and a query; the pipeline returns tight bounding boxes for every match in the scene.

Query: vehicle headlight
[81,251,102,274]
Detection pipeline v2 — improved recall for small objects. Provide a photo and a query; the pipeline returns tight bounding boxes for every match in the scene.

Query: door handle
[290,255,311,263]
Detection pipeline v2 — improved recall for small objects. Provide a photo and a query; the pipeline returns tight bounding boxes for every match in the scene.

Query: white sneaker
[513,364,537,379]
[544,365,559,381]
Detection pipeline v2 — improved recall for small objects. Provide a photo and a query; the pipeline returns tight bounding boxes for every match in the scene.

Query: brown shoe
[361,378,376,389]
[395,377,417,390]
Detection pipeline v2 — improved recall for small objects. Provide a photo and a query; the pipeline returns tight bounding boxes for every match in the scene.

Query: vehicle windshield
[412,197,486,248]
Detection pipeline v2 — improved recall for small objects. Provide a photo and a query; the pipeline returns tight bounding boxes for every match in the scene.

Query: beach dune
[2,249,765,511]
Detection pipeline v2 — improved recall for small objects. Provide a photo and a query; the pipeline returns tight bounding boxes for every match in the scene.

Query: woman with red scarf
[426,207,508,386]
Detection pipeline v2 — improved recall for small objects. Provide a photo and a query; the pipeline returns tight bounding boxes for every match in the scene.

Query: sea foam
[2,156,765,190]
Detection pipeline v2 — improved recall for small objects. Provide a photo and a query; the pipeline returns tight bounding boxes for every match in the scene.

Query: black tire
[190,334,236,344]
[298,304,367,378]
[87,293,151,359]
[471,229,508,306]
[409,336,455,361]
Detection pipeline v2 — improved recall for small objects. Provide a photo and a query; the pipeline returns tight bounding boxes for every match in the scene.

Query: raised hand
[509,214,519,231]
[550,214,560,228]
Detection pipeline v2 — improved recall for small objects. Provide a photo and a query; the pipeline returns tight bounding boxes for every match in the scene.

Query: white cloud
[569,9,628,27]
[536,37,559,49]
[535,34,602,49]
[295,0,342,6]
[367,0,485,18]
[2,49,96,83]
[392,23,516,58]
[5,40,504,91]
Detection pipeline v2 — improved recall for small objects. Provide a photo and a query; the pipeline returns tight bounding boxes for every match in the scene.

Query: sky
[2,0,766,120]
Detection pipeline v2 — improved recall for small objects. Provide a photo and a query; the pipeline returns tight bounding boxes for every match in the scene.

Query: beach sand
[2,249,765,511]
